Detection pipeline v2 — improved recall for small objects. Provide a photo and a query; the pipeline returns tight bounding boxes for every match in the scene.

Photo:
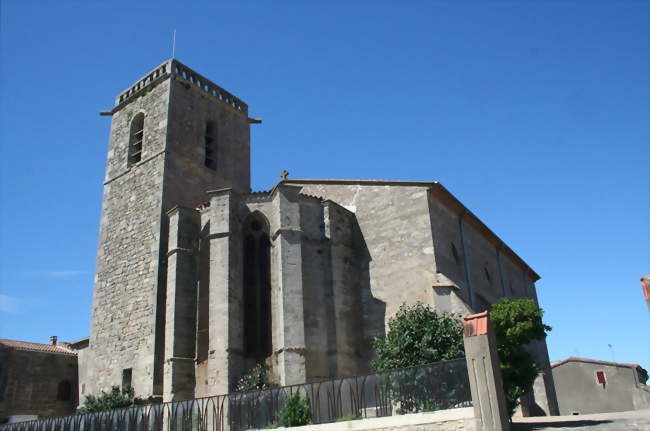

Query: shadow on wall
[353,217,386,371]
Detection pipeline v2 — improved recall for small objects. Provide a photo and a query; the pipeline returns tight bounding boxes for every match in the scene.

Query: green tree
[371,302,465,371]
[77,386,139,414]
[489,298,552,417]
[370,303,467,414]
[279,392,311,427]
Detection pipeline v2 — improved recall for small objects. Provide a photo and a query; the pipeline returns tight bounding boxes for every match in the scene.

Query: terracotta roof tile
[0,339,77,356]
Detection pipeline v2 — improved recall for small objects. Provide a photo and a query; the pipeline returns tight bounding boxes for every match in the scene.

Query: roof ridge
[0,338,78,356]
[551,356,641,369]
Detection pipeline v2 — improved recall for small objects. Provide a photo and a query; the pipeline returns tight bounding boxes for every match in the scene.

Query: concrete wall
[0,347,77,421]
[553,360,650,414]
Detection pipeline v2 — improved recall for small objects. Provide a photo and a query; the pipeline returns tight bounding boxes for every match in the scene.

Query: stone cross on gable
[280,170,289,180]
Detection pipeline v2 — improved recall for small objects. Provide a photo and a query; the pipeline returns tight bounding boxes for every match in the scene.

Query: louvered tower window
[205,121,217,170]
[128,113,144,166]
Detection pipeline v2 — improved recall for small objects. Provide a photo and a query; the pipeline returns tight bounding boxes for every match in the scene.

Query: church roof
[282,179,540,281]
[0,338,77,356]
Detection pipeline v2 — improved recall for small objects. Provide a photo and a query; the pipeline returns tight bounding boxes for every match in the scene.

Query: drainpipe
[458,210,474,309]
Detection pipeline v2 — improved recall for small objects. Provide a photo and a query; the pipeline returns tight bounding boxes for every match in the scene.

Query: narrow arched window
[204,121,217,170]
[243,212,272,360]
[128,113,144,166]
[57,380,71,401]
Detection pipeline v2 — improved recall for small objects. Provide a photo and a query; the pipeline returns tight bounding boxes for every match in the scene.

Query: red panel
[596,371,606,384]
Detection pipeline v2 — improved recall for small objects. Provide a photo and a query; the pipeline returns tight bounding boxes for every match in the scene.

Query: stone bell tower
[84,59,253,400]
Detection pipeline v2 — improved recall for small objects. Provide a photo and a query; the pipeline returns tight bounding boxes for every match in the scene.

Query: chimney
[50,335,57,345]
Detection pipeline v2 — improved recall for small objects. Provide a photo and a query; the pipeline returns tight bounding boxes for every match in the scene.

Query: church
[79,59,557,415]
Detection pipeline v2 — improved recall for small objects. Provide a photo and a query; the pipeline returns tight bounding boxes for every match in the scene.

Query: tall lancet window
[128,113,144,166]
[243,212,272,360]
[204,121,217,170]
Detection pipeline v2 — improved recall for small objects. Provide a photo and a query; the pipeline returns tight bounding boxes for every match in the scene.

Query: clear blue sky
[1,1,648,371]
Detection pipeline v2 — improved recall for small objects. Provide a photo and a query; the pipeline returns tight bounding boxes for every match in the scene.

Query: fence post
[463,311,509,431]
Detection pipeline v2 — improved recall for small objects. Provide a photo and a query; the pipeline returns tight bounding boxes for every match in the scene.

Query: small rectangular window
[595,370,606,385]
[122,368,133,390]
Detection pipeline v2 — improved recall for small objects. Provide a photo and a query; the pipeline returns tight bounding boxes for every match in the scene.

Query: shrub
[371,302,465,371]
[77,386,139,413]
[371,302,467,414]
[235,363,276,392]
[279,392,311,427]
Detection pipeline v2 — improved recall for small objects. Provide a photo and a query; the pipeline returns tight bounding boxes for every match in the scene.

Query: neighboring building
[76,59,558,415]
[641,275,650,312]
[552,357,650,415]
[0,338,79,423]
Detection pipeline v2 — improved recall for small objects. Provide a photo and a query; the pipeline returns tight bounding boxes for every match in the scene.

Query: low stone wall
[259,407,476,431]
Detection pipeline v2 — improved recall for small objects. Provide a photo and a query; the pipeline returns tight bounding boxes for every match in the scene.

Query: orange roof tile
[0,339,77,356]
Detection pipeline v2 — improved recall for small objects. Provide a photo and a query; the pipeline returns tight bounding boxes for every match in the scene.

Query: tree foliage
[489,298,551,417]
[77,386,139,414]
[279,392,311,427]
[370,299,552,418]
[371,302,465,371]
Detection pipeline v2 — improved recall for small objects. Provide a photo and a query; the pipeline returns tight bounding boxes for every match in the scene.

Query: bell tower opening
[243,212,272,363]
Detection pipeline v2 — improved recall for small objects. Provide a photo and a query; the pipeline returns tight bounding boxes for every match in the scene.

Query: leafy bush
[235,363,277,392]
[370,303,467,414]
[490,298,551,416]
[77,386,139,413]
[371,302,465,371]
[279,392,311,427]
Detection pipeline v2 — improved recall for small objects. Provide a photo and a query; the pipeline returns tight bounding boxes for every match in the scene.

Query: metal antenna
[172,29,177,58]
[608,343,616,363]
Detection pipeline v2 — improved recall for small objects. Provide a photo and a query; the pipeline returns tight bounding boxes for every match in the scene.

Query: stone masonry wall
[0,348,77,420]
[165,74,250,196]
[292,184,436,356]
[427,192,538,311]
[88,65,252,400]
[89,79,171,398]
[299,198,336,381]
[426,191,558,415]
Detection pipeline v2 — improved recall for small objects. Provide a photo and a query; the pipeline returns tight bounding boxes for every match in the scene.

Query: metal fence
[1,358,471,431]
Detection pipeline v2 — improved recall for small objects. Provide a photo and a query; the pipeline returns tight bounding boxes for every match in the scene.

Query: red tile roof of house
[0,339,77,356]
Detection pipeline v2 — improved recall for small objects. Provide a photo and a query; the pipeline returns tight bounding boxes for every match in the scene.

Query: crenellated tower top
[114,59,248,115]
